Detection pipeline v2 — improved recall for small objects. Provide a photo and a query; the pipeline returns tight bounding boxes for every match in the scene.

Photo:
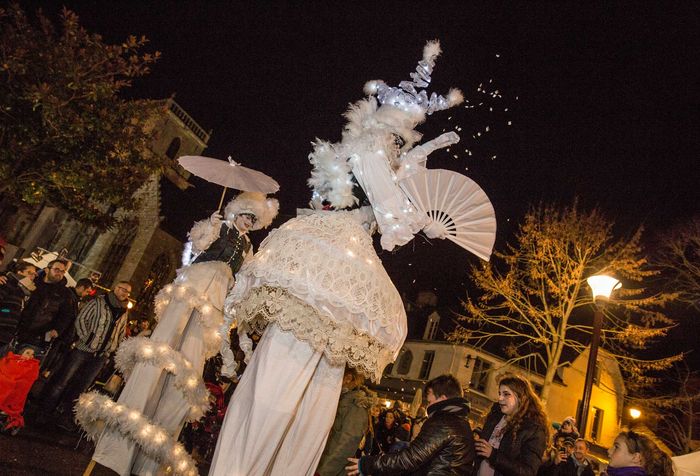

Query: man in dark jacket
[554,439,595,476]
[0,262,38,351]
[15,260,76,358]
[38,281,131,429]
[346,374,476,476]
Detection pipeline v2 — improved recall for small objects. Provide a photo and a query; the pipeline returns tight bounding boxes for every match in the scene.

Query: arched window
[397,350,413,375]
[99,225,136,287]
[134,252,174,320]
[165,137,181,159]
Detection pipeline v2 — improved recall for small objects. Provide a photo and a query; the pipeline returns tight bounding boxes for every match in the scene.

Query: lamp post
[580,275,621,437]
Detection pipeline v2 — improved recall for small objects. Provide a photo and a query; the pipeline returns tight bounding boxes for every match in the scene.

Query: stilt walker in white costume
[209,40,468,476]
[75,192,278,476]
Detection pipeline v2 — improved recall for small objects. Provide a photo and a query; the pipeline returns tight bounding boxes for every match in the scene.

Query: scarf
[607,467,647,476]
[427,396,471,417]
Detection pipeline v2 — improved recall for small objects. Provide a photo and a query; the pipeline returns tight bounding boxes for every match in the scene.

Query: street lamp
[579,275,621,437]
[629,408,642,420]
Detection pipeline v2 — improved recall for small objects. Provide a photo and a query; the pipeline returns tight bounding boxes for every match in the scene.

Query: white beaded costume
[210,40,464,476]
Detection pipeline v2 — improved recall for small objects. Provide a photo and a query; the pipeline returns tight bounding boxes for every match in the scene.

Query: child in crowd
[607,430,674,476]
[0,346,40,434]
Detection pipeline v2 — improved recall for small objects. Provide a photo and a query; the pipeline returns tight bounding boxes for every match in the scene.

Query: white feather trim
[188,219,220,255]
[224,192,279,230]
[423,39,442,63]
[115,337,211,421]
[75,391,199,476]
[447,88,464,107]
[363,80,383,96]
[307,139,357,210]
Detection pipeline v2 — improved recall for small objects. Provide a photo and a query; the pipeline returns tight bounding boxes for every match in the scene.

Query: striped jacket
[74,295,128,355]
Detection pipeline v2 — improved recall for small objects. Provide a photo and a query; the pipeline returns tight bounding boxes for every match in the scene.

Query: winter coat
[375,414,411,454]
[554,456,595,476]
[74,294,128,355]
[360,397,476,476]
[477,403,548,476]
[16,277,76,346]
[316,386,375,476]
[0,273,33,344]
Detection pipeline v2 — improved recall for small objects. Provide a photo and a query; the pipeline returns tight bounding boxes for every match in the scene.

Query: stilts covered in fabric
[76,192,277,476]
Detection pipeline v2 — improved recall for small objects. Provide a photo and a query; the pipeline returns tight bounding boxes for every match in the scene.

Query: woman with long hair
[607,430,674,476]
[474,373,549,476]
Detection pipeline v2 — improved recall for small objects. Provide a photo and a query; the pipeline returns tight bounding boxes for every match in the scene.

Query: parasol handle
[217,186,228,212]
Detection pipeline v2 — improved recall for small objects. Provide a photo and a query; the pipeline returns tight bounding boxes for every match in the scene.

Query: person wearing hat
[553,417,580,444]
[81,192,278,476]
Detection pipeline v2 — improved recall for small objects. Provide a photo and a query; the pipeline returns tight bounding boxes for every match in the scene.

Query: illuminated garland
[75,392,198,476]
[115,337,210,421]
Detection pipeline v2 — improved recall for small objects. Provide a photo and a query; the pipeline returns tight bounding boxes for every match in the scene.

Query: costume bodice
[193,224,250,274]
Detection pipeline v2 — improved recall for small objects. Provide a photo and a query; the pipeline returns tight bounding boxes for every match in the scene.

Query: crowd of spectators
[0,253,677,476]
[0,256,147,435]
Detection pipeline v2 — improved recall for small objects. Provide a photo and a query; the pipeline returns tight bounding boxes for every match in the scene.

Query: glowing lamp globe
[629,408,642,419]
[587,275,621,301]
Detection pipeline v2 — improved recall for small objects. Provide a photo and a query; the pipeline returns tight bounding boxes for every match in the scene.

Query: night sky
[26,3,700,331]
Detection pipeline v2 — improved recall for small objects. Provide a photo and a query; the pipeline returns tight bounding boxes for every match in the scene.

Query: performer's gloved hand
[210,211,223,225]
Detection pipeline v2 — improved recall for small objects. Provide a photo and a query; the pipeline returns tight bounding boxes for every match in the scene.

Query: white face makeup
[498,384,519,416]
[234,214,255,232]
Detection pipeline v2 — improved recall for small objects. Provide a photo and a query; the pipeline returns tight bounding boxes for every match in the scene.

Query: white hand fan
[400,169,497,261]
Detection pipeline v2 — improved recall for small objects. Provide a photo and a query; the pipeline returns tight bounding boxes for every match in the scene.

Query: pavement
[0,413,212,476]
[0,423,116,476]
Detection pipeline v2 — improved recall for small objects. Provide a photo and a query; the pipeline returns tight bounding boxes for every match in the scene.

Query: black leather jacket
[16,276,77,346]
[360,397,476,475]
[477,403,547,476]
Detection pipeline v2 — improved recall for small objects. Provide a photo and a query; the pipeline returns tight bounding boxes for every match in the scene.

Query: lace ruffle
[236,286,396,382]
[236,212,405,332]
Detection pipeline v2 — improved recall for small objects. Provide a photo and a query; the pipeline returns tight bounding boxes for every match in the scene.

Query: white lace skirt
[226,212,407,381]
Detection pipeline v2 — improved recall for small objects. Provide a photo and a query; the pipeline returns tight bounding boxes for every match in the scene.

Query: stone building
[0,99,210,319]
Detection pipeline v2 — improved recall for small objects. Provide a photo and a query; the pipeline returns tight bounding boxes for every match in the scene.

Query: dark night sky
[28,3,700,319]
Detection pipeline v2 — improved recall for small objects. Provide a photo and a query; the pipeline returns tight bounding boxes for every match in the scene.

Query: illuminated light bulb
[127,301,134,309]
[184,361,192,368]
[366,259,374,265]
[178,460,189,470]
[142,346,154,358]
[129,411,141,421]
[346,250,355,258]
[187,377,197,388]
[164,285,173,293]
[172,446,183,456]
[201,304,212,315]
[140,425,152,437]
[153,431,166,444]
[159,345,168,353]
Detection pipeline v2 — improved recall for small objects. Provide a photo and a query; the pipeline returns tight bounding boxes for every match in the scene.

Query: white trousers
[209,324,344,476]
